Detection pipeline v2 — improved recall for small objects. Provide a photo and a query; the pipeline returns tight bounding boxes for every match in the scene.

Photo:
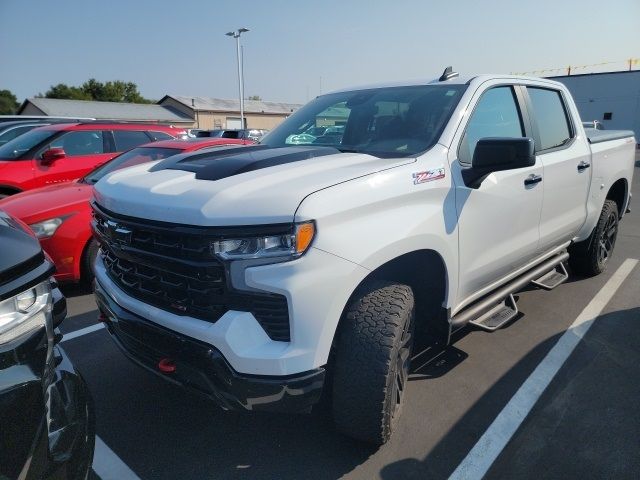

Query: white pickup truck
[92,69,635,444]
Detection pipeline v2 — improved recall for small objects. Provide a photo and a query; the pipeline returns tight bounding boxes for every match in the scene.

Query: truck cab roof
[327,73,567,95]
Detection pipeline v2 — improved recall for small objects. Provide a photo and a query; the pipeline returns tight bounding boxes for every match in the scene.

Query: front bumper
[95,280,325,413]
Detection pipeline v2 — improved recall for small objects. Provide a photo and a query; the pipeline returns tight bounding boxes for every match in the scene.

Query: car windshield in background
[83,146,181,184]
[260,84,467,158]
[0,129,57,159]
[195,130,225,138]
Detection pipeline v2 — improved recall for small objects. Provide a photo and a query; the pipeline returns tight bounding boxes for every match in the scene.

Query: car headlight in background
[211,222,315,261]
[29,215,72,239]
[0,281,51,345]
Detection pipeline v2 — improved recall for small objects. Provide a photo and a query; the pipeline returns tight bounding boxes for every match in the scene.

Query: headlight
[211,222,315,261]
[0,281,51,345]
[29,217,67,239]
[16,288,37,312]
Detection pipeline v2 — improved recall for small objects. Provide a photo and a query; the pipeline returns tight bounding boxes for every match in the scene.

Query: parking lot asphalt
[58,160,640,480]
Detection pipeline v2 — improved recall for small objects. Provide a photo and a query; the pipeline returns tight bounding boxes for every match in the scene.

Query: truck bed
[586,129,635,144]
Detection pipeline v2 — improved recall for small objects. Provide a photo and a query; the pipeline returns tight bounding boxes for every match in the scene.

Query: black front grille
[92,205,290,341]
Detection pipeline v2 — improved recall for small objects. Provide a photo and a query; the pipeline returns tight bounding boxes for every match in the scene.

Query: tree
[41,79,152,103]
[0,89,19,114]
[80,78,105,100]
[248,95,262,101]
[43,83,91,100]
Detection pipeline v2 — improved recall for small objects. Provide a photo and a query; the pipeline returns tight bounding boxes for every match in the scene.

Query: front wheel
[569,199,619,276]
[332,281,415,444]
[81,239,100,286]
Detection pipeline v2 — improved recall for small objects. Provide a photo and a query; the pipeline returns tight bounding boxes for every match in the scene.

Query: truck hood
[94,146,414,225]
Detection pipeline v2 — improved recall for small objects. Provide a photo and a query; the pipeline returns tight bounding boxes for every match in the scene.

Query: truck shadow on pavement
[61,292,638,480]
[380,306,640,480]
[63,322,377,480]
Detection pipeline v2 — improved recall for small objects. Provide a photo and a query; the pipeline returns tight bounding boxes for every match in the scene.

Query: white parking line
[93,435,141,480]
[60,323,105,342]
[449,258,638,480]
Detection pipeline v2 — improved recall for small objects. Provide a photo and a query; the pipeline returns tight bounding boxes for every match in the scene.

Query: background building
[18,97,193,126]
[18,95,303,131]
[550,70,640,141]
[158,95,302,130]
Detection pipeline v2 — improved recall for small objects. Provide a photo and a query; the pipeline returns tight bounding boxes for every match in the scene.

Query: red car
[0,138,251,283]
[0,122,187,198]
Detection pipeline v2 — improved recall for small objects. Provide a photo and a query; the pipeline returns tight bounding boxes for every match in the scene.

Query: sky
[1,0,638,105]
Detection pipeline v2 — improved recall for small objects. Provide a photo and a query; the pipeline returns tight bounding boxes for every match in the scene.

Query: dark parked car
[0,209,95,479]
[0,120,67,147]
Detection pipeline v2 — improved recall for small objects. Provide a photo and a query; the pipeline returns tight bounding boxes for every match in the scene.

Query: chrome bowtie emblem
[106,220,132,245]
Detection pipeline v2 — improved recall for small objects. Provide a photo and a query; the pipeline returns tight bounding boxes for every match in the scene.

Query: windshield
[82,146,182,184]
[260,84,467,158]
[0,129,57,159]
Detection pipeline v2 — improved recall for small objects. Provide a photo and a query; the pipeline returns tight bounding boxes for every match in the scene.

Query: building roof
[163,95,302,115]
[19,97,194,124]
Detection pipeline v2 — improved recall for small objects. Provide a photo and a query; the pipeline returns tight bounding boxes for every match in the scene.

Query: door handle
[577,161,591,171]
[524,174,543,186]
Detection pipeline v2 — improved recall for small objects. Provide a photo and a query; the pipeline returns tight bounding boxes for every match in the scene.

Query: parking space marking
[60,323,105,342]
[449,258,638,480]
[93,435,141,480]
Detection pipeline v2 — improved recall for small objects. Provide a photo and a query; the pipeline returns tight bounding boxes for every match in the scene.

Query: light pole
[226,28,249,129]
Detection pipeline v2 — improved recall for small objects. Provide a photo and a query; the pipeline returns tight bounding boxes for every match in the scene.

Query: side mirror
[462,137,535,188]
[41,147,66,165]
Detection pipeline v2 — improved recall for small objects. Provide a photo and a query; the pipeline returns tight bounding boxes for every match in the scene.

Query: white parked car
[92,69,635,445]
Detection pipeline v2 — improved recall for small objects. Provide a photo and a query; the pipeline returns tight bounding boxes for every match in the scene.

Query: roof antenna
[439,66,459,82]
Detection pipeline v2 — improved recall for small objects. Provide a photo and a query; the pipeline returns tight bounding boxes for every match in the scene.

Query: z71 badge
[413,167,445,184]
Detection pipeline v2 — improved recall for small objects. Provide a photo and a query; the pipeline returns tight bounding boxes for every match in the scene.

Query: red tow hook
[158,358,176,374]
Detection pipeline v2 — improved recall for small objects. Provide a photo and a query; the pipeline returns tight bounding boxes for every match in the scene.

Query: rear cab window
[526,87,573,152]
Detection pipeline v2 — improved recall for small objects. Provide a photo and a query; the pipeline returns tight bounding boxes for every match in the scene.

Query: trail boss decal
[413,167,445,184]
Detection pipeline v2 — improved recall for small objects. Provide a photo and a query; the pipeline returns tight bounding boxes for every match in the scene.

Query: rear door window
[458,86,524,164]
[113,130,152,151]
[527,88,573,151]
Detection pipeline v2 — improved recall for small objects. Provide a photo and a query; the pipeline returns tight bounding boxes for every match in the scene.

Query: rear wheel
[569,199,619,276]
[332,281,415,444]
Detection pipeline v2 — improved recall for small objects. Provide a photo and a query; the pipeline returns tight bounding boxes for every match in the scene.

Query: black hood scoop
[149,145,341,181]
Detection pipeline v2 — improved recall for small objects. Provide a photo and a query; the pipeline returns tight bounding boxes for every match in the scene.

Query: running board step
[450,251,569,330]
[468,294,518,331]
[531,262,568,290]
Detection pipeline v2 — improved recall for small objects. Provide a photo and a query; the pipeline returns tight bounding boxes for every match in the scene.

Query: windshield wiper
[336,147,360,153]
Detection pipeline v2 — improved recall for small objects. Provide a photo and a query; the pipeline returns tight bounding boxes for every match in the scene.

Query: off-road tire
[332,281,415,445]
[569,199,619,276]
